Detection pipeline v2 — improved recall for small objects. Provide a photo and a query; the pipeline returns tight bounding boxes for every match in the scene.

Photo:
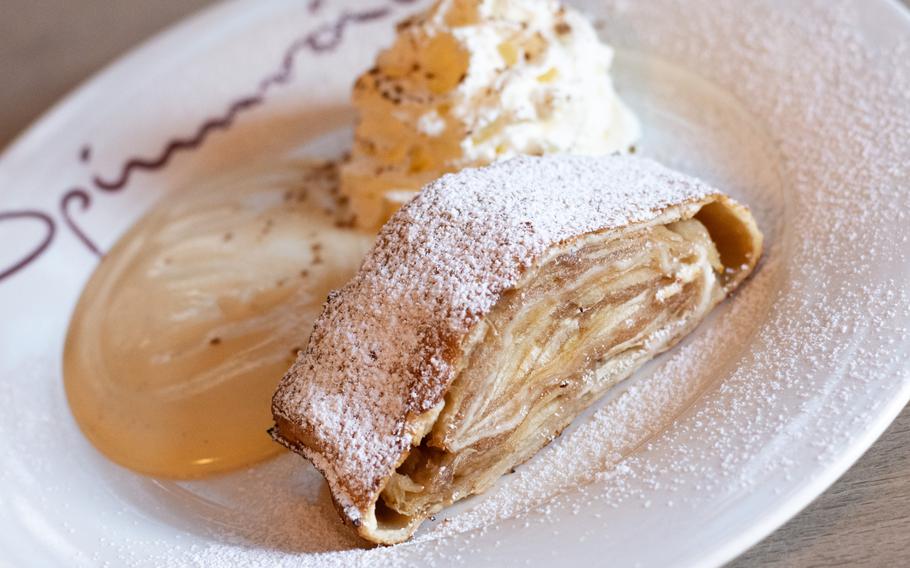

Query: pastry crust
[272,155,762,544]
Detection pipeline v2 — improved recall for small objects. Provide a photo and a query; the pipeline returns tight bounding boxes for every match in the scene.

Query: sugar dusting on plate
[169,0,910,565]
[0,0,901,565]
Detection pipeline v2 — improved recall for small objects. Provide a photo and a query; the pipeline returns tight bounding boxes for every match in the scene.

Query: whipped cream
[341,0,642,229]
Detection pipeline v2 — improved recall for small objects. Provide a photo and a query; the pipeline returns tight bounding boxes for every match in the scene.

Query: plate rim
[1,0,909,566]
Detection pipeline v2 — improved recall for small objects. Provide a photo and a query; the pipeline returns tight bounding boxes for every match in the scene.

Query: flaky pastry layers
[272,155,762,544]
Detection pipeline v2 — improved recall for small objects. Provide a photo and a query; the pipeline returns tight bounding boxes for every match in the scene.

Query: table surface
[1,1,908,566]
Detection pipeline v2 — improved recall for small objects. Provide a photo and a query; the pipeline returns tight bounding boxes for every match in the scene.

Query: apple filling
[369,211,743,537]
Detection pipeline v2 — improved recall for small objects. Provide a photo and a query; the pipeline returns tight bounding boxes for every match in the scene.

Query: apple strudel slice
[271,155,763,544]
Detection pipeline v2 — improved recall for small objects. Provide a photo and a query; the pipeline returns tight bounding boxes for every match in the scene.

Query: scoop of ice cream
[341,0,641,229]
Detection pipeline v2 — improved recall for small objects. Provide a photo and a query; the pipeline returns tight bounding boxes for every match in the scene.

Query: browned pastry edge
[271,155,763,544]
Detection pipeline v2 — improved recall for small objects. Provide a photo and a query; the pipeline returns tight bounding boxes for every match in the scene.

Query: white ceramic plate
[2,1,909,566]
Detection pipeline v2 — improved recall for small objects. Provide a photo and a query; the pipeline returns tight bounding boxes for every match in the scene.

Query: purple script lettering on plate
[92,95,262,192]
[0,0,416,284]
[60,189,103,257]
[91,2,403,192]
[0,211,56,281]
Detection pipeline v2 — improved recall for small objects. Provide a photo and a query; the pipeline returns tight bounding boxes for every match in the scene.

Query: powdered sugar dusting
[427,247,784,537]
[273,154,721,514]
[3,0,908,566]
[195,1,909,564]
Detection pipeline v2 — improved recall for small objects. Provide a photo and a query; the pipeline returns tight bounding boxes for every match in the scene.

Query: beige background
[1,1,908,565]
